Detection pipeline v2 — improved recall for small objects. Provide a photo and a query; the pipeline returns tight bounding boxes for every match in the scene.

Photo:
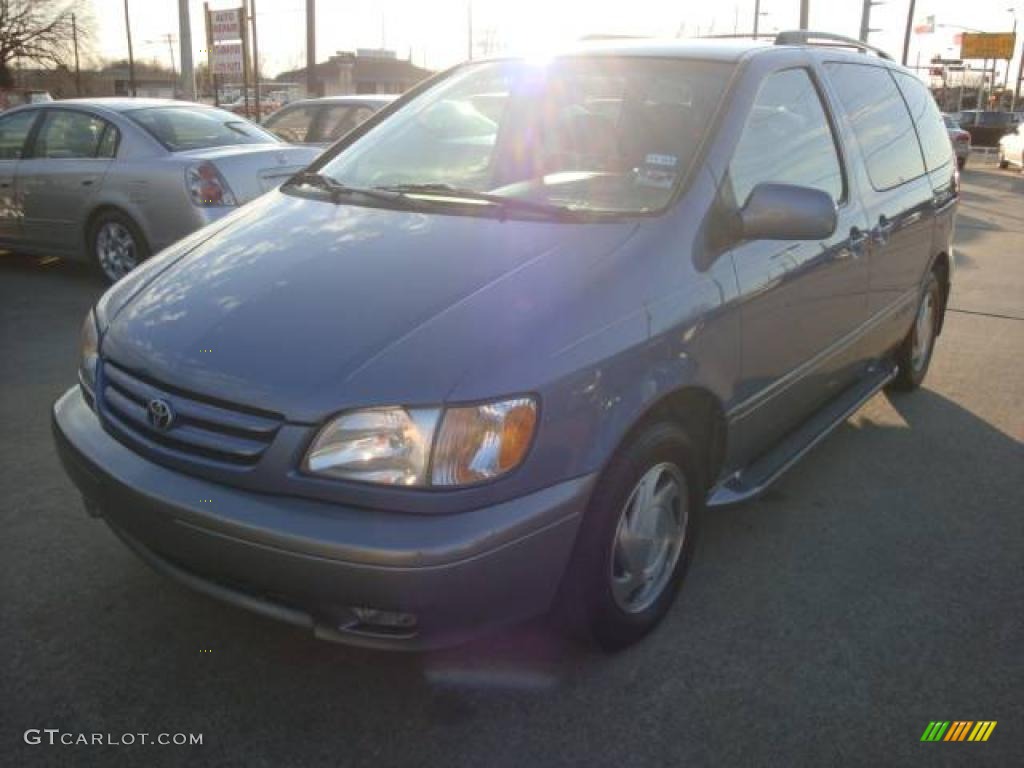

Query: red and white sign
[210,9,243,42]
[212,42,244,76]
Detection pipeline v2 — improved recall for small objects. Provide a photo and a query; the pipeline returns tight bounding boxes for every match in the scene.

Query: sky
[90,0,1022,83]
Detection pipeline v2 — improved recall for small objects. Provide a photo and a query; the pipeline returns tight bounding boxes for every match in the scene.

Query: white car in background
[997,122,1023,171]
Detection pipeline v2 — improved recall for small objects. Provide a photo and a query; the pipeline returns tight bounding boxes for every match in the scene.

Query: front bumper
[53,387,592,650]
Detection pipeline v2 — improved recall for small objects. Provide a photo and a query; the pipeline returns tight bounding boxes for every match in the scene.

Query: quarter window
[33,111,109,159]
[893,72,952,172]
[729,68,844,206]
[823,62,927,191]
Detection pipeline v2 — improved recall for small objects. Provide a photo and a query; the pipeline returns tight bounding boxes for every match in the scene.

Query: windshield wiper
[286,171,409,205]
[375,183,584,220]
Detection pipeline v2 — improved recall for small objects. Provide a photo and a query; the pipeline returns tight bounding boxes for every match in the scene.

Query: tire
[557,422,704,651]
[997,148,1009,169]
[89,210,150,284]
[956,155,966,170]
[890,271,942,392]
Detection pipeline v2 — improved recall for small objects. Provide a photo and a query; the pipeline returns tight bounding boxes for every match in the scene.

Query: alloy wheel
[95,221,139,282]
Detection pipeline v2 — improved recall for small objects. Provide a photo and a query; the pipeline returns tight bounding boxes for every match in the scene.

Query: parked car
[957,110,1016,147]
[997,122,1024,170]
[54,33,957,652]
[262,95,397,147]
[0,99,320,282]
[942,113,970,169]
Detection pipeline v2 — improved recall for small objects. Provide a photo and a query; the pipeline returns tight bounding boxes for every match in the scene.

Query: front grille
[99,361,282,466]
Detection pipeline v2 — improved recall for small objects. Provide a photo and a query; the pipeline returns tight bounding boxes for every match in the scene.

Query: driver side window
[729,68,844,206]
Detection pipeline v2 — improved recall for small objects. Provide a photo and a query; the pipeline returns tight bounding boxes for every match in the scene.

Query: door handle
[81,179,95,186]
[871,216,895,246]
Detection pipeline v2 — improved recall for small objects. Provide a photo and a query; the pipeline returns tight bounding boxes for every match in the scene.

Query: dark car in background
[54,33,956,652]
[262,95,397,147]
[958,110,1016,147]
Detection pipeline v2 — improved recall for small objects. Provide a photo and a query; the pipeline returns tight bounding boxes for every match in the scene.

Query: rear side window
[316,104,376,142]
[824,62,925,191]
[729,68,844,205]
[894,72,952,171]
[263,104,318,143]
[127,106,278,151]
[0,110,37,159]
[33,110,110,158]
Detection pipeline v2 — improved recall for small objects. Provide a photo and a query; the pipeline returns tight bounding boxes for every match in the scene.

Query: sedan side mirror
[739,182,837,242]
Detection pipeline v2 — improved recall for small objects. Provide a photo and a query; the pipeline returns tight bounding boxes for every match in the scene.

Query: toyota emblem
[146,398,175,431]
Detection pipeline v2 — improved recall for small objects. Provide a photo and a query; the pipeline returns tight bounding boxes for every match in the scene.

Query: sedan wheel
[95,220,140,282]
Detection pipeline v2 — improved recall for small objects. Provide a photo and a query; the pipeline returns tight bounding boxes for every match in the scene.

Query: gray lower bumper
[53,387,592,650]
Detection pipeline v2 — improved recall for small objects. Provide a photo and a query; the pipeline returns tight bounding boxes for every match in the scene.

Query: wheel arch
[603,385,728,491]
[83,203,150,256]
[930,250,951,336]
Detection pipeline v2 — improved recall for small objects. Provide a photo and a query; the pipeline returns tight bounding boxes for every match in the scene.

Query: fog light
[351,606,417,629]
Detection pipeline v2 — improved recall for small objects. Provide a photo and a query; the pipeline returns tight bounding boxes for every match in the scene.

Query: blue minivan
[54,32,957,651]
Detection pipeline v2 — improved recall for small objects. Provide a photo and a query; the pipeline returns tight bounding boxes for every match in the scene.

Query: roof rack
[774,30,893,60]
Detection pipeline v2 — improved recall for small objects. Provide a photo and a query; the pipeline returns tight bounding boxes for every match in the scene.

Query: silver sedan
[0,99,321,282]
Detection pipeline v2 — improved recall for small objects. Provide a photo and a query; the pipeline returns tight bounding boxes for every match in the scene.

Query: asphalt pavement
[1,166,1021,767]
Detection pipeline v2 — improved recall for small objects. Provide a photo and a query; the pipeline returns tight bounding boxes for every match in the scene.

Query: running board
[707,362,898,508]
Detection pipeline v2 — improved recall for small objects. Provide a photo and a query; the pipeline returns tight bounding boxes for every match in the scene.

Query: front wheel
[90,211,149,283]
[558,422,704,651]
[890,271,942,391]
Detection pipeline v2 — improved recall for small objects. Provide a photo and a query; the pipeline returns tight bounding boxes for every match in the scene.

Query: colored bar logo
[920,721,997,742]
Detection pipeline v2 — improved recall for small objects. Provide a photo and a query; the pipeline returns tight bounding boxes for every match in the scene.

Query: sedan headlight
[79,309,99,400]
[303,397,538,488]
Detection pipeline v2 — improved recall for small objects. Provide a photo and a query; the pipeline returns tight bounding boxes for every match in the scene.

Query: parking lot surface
[2,167,1021,767]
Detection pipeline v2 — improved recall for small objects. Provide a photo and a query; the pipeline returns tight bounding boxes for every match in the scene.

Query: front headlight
[303,397,538,488]
[79,309,99,400]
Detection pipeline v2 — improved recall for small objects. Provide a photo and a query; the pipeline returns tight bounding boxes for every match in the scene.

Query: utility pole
[305,0,317,97]
[799,0,809,30]
[859,0,882,43]
[178,0,195,100]
[72,13,82,95]
[753,0,761,37]
[901,0,916,65]
[467,1,473,60]
[251,0,261,118]
[1014,36,1024,111]
[165,34,178,80]
[124,0,137,96]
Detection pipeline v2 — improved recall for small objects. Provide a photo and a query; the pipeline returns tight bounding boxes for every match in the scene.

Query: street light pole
[799,0,809,30]
[753,0,761,37]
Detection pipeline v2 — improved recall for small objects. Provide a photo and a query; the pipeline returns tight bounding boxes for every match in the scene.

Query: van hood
[101,191,638,421]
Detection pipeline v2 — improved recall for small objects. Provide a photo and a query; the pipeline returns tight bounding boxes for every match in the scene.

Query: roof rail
[774,30,893,60]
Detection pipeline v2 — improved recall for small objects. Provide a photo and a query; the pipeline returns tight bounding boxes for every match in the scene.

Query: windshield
[127,106,279,151]
[315,57,732,215]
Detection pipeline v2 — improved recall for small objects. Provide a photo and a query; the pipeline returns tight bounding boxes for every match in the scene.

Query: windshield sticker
[644,153,679,168]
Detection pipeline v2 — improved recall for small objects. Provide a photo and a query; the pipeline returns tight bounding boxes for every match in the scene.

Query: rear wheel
[558,422,704,651]
[957,155,966,170]
[997,147,1009,169]
[90,210,149,283]
[890,271,942,391]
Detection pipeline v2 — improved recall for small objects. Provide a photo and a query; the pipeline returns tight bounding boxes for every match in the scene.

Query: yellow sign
[961,32,1016,59]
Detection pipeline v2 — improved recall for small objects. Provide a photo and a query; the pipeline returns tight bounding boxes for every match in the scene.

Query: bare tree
[0,0,91,88]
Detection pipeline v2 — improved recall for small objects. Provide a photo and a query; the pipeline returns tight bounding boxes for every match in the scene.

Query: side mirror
[738,183,837,242]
